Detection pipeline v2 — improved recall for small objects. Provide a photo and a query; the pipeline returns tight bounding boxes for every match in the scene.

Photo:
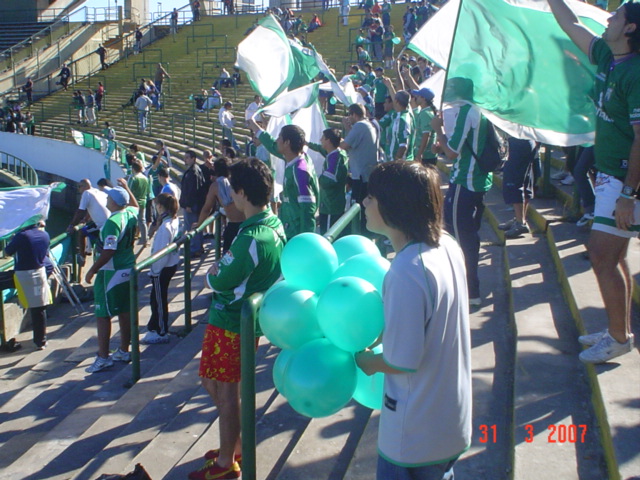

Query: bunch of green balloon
[280,233,339,293]
[332,253,390,292]
[316,276,384,353]
[332,235,380,264]
[259,281,323,350]
[282,338,357,418]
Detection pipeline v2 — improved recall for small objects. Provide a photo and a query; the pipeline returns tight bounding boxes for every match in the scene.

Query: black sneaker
[504,222,529,239]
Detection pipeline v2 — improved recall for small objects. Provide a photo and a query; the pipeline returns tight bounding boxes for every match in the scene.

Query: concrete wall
[0,132,125,185]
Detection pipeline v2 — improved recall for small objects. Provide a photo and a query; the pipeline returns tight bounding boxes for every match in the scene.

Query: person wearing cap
[410,88,438,166]
[84,178,139,374]
[548,0,640,364]
[383,79,415,161]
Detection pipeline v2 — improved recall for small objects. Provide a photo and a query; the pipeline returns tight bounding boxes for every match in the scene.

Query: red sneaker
[188,460,241,480]
[204,449,242,466]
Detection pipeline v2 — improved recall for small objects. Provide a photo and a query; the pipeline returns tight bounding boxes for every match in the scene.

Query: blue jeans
[574,146,595,212]
[183,210,203,254]
[444,183,485,299]
[138,111,148,131]
[377,456,456,480]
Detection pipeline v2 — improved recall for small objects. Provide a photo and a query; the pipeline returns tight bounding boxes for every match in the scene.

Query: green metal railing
[0,151,39,186]
[239,203,362,480]
[127,212,222,385]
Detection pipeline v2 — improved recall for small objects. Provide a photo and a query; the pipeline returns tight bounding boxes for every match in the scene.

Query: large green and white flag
[236,15,294,102]
[408,0,610,146]
[0,183,66,241]
[259,82,321,118]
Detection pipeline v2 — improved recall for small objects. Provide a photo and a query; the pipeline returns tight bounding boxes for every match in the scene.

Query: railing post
[183,236,192,333]
[240,293,262,480]
[129,268,141,385]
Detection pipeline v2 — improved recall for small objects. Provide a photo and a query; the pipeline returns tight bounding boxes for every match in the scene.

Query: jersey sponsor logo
[595,106,613,123]
[104,235,118,249]
[221,251,234,266]
[384,394,397,411]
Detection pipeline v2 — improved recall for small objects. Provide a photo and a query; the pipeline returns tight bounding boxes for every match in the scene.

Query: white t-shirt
[378,236,472,466]
[78,188,110,228]
[219,107,235,129]
[244,101,263,123]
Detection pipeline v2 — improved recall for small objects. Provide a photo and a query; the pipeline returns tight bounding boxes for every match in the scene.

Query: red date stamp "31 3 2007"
[479,424,588,443]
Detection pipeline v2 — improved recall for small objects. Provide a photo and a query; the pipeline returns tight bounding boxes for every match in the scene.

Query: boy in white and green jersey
[84,180,139,374]
[388,91,415,161]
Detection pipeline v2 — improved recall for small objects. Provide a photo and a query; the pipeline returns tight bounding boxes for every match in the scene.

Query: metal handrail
[0,14,71,63]
[239,202,362,480]
[127,212,222,385]
[0,151,39,186]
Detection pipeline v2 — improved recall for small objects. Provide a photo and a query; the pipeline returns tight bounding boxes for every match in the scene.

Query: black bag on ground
[95,463,152,480]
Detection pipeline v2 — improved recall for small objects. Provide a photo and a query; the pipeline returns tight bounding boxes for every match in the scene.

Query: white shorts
[592,172,640,239]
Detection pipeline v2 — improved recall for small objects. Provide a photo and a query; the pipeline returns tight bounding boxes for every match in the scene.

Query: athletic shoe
[141,331,170,345]
[498,217,517,231]
[579,329,634,346]
[551,171,569,180]
[111,348,131,363]
[469,297,482,307]
[560,174,575,186]
[576,213,595,228]
[579,331,634,364]
[204,449,243,466]
[504,222,530,239]
[85,354,114,373]
[188,460,241,480]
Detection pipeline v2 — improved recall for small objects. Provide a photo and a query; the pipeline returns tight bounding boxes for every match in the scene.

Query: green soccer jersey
[99,206,138,270]
[379,110,397,162]
[414,107,437,161]
[447,104,493,193]
[281,153,319,239]
[590,38,640,178]
[207,210,286,334]
[389,109,415,161]
[128,173,150,208]
[373,77,388,103]
[308,144,348,216]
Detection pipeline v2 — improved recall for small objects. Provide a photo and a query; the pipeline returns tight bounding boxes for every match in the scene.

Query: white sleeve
[150,223,172,275]
[78,191,90,211]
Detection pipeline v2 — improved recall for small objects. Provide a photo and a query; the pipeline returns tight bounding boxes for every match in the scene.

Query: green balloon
[317,276,384,353]
[332,253,390,292]
[273,348,295,398]
[392,37,401,44]
[353,345,384,410]
[329,96,337,105]
[259,282,322,350]
[283,338,357,418]
[281,233,339,293]
[332,235,380,265]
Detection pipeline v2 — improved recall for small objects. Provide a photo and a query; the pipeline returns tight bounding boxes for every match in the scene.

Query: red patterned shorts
[199,324,257,383]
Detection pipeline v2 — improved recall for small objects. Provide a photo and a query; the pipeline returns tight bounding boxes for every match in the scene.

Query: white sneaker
[111,348,131,363]
[141,331,170,345]
[578,329,607,346]
[551,171,569,180]
[576,212,594,228]
[560,174,575,185]
[579,332,634,364]
[85,354,114,373]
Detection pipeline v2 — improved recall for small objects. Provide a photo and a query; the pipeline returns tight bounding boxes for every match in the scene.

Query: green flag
[408,0,610,146]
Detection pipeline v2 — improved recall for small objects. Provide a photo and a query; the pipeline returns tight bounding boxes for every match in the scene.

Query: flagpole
[439,0,465,112]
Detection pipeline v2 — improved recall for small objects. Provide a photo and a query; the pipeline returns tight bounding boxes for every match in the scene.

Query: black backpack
[466,119,507,173]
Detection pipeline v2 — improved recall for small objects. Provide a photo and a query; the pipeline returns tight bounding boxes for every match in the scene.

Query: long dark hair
[368,161,443,247]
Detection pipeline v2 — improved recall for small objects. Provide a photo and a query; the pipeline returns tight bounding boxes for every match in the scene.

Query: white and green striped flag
[236,15,295,102]
[0,183,66,241]
[408,0,610,146]
[259,82,322,119]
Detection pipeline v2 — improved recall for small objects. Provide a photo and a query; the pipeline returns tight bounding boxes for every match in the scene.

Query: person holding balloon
[355,161,472,480]
[190,158,286,480]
